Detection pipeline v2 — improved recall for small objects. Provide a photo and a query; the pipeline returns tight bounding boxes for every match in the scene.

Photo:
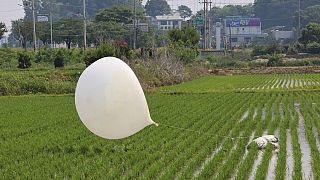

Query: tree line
[6,0,320,49]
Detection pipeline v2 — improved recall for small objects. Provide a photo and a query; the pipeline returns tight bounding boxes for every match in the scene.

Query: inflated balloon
[75,57,157,140]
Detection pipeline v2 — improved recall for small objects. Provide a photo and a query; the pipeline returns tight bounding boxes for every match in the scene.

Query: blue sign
[225,18,260,27]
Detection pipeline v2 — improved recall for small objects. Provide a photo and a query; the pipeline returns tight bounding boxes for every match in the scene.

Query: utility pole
[83,0,87,50]
[199,0,210,49]
[298,0,301,39]
[32,0,37,51]
[50,2,53,48]
[208,1,212,49]
[133,0,137,49]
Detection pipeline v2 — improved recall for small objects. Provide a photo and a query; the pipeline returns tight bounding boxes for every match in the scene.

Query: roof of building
[155,15,183,21]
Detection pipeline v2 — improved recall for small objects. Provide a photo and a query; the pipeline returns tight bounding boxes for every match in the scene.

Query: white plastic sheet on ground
[75,57,157,140]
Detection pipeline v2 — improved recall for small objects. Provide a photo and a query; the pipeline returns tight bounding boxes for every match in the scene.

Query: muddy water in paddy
[288,104,294,120]
[295,79,299,88]
[262,106,266,120]
[271,104,275,121]
[312,103,320,152]
[248,151,264,180]
[279,103,284,120]
[231,131,255,180]
[253,108,258,119]
[313,124,320,152]
[286,79,291,88]
[266,129,280,180]
[240,109,249,122]
[271,79,278,89]
[286,129,294,180]
[193,143,222,177]
[281,79,285,89]
[248,130,268,180]
[294,103,314,179]
[194,109,250,177]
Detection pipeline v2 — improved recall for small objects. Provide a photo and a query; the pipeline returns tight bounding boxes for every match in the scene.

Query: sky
[0,0,24,29]
[142,0,254,13]
[0,0,254,29]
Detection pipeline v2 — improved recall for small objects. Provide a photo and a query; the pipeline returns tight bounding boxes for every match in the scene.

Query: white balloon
[75,57,157,139]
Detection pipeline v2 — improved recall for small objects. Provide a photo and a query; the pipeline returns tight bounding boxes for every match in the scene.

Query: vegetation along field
[1,74,320,179]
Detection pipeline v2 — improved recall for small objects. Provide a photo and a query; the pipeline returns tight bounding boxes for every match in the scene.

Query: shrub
[252,45,266,56]
[54,50,64,68]
[114,39,131,59]
[17,51,32,69]
[35,46,53,63]
[84,43,115,67]
[267,54,283,67]
[173,46,198,64]
[287,45,299,55]
[252,43,283,57]
[306,42,320,54]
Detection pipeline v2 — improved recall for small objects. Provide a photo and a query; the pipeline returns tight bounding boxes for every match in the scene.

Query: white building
[153,15,183,30]
[223,18,265,47]
[272,30,294,41]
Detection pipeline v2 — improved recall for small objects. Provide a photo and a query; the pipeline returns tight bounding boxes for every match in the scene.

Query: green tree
[145,0,171,17]
[0,22,6,39]
[168,26,200,47]
[299,22,320,44]
[168,26,200,63]
[10,19,33,48]
[294,5,320,29]
[87,21,130,46]
[207,4,253,23]
[54,50,64,68]
[53,19,83,49]
[178,5,192,20]
[95,6,144,24]
[17,51,32,69]
[252,0,320,30]
[37,21,51,45]
[93,6,150,48]
[22,0,143,19]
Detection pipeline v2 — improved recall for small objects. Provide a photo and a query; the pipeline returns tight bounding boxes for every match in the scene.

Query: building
[0,33,9,47]
[222,18,265,48]
[153,15,183,30]
[272,30,294,41]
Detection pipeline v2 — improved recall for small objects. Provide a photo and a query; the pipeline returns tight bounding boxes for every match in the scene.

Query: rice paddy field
[1,74,320,179]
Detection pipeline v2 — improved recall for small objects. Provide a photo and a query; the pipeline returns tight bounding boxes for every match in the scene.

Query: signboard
[225,18,260,27]
[37,15,49,22]
[192,16,203,27]
[138,23,149,32]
